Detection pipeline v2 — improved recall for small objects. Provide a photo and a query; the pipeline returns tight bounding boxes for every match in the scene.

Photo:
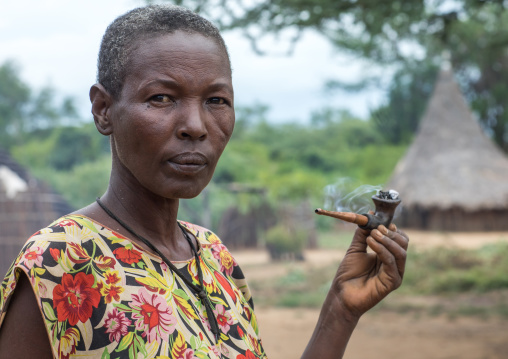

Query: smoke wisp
[324,178,382,214]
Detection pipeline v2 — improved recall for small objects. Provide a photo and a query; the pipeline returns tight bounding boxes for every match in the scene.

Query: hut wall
[397,206,508,231]
[218,202,276,249]
[0,190,71,276]
[0,150,74,276]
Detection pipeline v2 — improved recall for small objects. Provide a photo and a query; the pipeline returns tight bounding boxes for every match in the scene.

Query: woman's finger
[386,224,410,251]
[371,227,407,278]
[366,236,402,291]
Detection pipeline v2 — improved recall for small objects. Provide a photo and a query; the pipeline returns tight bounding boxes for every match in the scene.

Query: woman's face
[108,31,235,199]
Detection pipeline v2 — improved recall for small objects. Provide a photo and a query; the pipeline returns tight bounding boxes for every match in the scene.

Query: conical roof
[388,69,508,211]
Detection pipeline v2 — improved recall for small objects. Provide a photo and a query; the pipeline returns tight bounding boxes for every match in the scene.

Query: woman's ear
[90,84,114,136]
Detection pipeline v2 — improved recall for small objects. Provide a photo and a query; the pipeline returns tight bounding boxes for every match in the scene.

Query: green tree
[0,60,78,148]
[11,123,110,171]
[370,62,439,144]
[0,61,30,147]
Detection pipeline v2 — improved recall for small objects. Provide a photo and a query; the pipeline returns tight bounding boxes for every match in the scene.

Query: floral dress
[0,215,267,359]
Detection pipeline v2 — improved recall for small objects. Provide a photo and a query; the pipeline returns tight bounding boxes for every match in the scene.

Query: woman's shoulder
[26,214,119,244]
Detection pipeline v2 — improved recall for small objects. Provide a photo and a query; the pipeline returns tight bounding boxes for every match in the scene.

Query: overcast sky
[1,0,385,124]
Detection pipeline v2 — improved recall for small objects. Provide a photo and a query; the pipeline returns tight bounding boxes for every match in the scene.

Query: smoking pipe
[315,191,401,230]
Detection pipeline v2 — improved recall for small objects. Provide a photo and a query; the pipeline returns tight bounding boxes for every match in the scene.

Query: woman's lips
[167,152,208,173]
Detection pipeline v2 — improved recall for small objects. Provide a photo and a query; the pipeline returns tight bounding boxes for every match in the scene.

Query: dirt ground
[232,230,508,359]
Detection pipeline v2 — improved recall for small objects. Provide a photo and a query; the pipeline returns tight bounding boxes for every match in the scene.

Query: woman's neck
[76,169,195,261]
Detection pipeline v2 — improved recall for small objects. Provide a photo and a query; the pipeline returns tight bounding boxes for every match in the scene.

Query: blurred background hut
[0,149,73,275]
[388,67,508,231]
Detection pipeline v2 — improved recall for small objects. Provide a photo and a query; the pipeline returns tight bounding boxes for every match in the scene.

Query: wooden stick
[314,208,369,226]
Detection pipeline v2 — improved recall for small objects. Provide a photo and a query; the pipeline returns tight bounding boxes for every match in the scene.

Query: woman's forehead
[126,31,231,75]
[119,32,233,95]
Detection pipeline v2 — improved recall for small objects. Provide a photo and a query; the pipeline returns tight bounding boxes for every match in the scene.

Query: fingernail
[379,225,388,235]
[372,229,382,240]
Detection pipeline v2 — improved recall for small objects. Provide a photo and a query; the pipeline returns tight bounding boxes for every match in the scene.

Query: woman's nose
[177,104,208,140]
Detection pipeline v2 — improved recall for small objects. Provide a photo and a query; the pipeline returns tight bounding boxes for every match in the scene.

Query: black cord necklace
[95,197,220,341]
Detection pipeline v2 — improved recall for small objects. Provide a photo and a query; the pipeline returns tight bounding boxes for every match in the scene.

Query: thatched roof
[388,69,508,211]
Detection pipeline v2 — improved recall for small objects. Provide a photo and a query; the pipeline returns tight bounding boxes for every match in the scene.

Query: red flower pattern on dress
[113,246,142,265]
[101,283,124,303]
[50,248,61,262]
[59,219,78,227]
[236,349,257,359]
[213,304,234,334]
[104,270,121,285]
[20,246,43,269]
[104,308,132,342]
[130,287,177,343]
[53,272,100,326]
[211,243,237,276]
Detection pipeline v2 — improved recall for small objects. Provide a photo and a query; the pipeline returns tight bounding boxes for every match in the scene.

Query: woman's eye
[150,95,172,103]
[207,97,226,105]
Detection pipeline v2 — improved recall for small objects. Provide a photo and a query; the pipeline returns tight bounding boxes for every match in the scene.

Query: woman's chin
[158,183,208,200]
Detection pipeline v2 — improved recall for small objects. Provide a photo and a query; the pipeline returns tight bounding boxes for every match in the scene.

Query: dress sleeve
[0,251,24,328]
[0,222,76,358]
[0,234,56,335]
[230,262,255,310]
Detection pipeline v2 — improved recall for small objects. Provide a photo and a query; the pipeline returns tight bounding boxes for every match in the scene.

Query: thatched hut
[0,149,73,275]
[388,68,508,231]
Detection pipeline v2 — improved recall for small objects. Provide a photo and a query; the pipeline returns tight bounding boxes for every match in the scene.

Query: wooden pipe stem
[315,208,369,226]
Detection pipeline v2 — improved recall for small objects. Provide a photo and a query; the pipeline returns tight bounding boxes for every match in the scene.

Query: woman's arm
[0,272,53,358]
[301,224,409,358]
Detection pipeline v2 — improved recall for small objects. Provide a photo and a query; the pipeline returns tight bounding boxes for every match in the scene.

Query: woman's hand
[332,224,409,320]
[301,224,409,359]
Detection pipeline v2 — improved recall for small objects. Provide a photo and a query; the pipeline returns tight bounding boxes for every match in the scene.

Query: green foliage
[0,60,78,148]
[211,105,407,230]
[216,107,403,203]
[264,224,306,260]
[9,121,111,210]
[401,243,508,294]
[371,63,439,145]
[11,123,110,171]
[0,61,30,147]
[31,155,112,209]
[157,0,427,60]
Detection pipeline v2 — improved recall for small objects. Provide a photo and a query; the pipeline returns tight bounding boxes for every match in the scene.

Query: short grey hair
[97,4,230,99]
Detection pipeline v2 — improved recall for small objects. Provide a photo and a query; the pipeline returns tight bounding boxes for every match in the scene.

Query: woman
[0,5,408,358]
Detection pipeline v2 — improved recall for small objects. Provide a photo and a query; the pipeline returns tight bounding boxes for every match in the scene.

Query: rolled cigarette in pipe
[314,208,369,226]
